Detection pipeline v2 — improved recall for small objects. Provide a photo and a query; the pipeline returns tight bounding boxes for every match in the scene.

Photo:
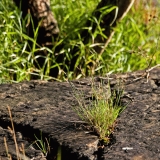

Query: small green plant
[5,105,60,160]
[32,131,50,156]
[70,79,126,143]
[32,132,62,160]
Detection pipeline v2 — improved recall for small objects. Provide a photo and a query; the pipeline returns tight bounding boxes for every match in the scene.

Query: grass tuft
[70,79,126,143]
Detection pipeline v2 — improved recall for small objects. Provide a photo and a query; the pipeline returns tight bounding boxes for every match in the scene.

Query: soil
[0,68,160,160]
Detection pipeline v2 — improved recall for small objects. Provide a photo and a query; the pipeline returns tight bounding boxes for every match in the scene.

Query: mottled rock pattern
[0,68,160,160]
[0,126,46,160]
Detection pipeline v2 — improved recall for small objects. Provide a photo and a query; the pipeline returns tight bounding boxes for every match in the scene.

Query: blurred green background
[0,0,159,82]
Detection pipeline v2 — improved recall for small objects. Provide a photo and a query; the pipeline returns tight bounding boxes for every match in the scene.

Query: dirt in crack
[0,121,97,160]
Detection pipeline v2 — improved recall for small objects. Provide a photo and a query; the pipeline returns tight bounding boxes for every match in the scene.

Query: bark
[13,0,59,48]
[13,0,60,78]
[85,0,135,54]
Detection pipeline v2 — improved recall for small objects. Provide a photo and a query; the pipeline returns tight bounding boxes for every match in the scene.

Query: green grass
[32,132,50,156]
[0,0,160,82]
[70,80,126,143]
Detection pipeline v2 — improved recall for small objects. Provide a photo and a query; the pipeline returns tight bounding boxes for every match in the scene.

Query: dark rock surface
[0,126,46,160]
[0,68,160,160]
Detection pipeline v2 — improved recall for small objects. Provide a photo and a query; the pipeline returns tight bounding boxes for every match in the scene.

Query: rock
[0,68,160,159]
[0,127,46,160]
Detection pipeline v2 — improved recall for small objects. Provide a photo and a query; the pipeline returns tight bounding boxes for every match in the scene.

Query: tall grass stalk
[7,105,20,160]
[4,106,29,160]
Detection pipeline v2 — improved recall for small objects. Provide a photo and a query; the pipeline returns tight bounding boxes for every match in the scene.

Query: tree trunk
[13,0,135,77]
[13,0,59,48]
[83,0,135,55]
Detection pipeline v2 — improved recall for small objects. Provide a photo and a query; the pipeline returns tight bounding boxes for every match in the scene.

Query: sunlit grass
[0,0,160,82]
[70,80,126,143]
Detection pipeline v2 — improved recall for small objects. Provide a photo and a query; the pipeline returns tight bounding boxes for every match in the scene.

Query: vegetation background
[0,0,160,83]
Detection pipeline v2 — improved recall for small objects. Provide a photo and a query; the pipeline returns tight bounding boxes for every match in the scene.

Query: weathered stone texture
[0,68,160,160]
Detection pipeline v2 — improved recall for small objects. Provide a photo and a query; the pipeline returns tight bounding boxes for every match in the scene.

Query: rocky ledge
[0,68,160,160]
